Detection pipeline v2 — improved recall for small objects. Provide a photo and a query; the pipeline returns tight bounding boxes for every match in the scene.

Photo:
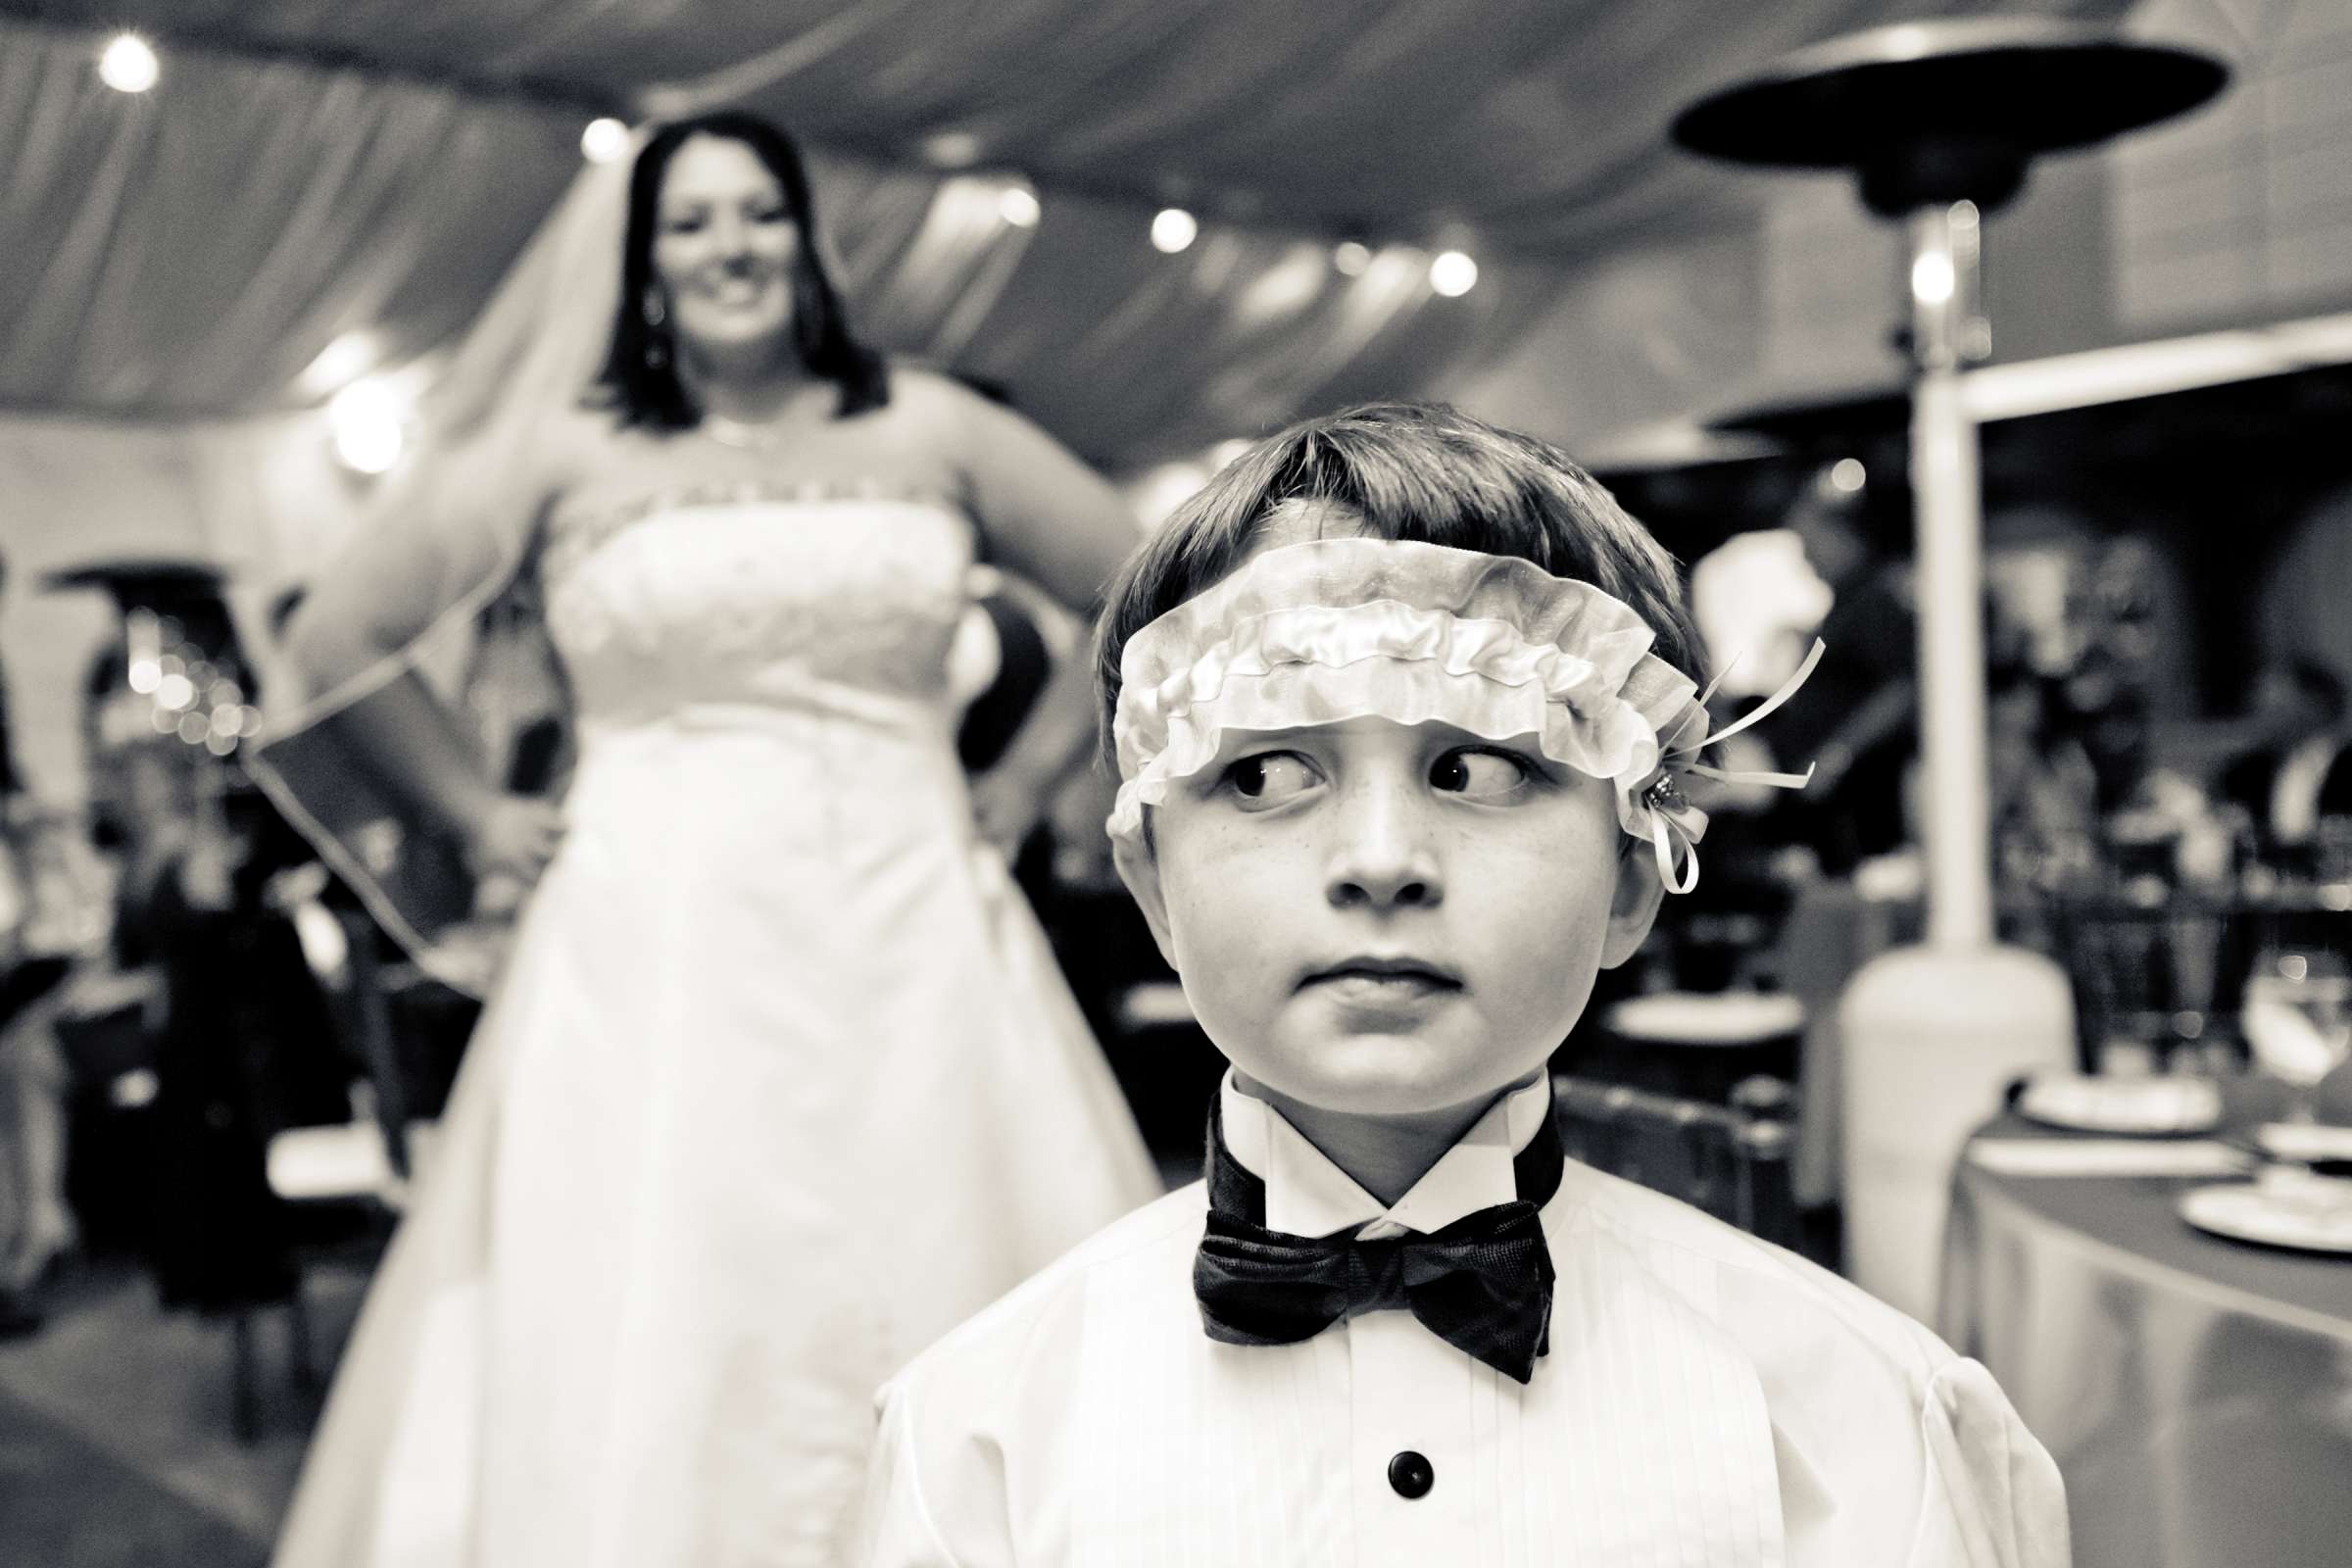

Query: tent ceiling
[1,0,2132,467]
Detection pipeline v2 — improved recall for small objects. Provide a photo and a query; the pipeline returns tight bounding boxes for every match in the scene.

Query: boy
[862,404,2067,1566]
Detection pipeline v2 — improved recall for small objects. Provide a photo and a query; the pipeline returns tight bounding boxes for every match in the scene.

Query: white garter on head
[1105,537,1816,894]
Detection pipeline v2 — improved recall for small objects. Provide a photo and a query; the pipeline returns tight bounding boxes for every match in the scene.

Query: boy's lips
[1298,956,1462,992]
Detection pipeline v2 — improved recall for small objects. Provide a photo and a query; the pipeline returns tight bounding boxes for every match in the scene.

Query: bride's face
[651,135,799,366]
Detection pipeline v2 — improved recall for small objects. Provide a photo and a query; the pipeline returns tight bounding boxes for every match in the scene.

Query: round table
[1583,990,1805,1104]
[1940,1088,2352,1568]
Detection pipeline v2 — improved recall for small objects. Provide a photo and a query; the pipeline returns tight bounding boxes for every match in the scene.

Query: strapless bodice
[541,484,977,734]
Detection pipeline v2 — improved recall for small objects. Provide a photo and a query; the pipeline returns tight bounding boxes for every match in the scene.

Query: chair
[1580,990,1806,1104]
[1552,1072,1800,1249]
[246,903,445,1440]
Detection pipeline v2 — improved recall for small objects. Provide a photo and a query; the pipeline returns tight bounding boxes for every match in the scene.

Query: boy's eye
[1430,748,1534,800]
[1223,752,1320,807]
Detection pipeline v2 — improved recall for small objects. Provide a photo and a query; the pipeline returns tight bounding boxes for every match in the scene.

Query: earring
[641,286,670,371]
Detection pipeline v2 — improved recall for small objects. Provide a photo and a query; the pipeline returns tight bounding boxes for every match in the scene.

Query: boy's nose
[1324,779,1442,910]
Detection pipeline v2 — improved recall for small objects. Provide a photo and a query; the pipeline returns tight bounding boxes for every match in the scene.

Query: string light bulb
[998,184,1041,228]
[1429,250,1479,297]
[329,378,408,475]
[1151,208,1199,254]
[1332,241,1373,277]
[1911,250,1956,306]
[922,130,984,170]
[99,32,160,93]
[580,118,630,164]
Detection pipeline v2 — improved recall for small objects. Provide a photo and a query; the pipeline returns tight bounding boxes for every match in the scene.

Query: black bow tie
[1193,1091,1563,1385]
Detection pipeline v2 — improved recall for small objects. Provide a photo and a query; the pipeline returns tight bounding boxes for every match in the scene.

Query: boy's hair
[1094,402,1707,765]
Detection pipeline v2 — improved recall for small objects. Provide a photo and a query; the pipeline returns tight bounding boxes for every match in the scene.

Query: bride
[259,111,1161,1567]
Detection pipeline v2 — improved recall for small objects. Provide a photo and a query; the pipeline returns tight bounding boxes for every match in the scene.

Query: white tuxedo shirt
[862,1074,2068,1567]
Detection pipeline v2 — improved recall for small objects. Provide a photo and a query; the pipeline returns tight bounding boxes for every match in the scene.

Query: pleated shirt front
[862,1075,2068,1568]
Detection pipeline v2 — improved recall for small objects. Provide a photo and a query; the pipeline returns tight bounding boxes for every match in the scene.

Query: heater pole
[1904,200,1994,949]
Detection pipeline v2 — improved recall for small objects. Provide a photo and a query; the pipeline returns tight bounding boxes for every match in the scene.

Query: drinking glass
[2241,949,2352,1125]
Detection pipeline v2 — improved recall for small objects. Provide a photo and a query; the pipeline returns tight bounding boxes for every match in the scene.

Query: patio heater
[1673,20,2228,1318]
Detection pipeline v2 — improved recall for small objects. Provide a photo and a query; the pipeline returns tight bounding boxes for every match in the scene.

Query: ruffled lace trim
[1104,538,1818,896]
[1110,599,1692,820]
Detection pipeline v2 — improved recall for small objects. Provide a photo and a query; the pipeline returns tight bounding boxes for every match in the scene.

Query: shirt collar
[1217,1070,1553,1239]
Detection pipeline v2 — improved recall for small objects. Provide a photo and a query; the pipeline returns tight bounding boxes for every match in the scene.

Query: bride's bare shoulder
[534,400,633,481]
[881,365,988,432]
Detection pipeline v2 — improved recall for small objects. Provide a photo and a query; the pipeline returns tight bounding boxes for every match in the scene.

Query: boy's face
[1119,714,1662,1123]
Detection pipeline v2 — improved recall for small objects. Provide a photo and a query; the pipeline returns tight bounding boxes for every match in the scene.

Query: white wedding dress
[271,483,1162,1567]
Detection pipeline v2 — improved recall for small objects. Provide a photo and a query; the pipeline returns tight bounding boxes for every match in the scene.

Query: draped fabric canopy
[1,0,2132,468]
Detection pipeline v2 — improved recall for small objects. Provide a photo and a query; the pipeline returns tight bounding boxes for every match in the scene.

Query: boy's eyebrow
[1218,718,1539,747]
[1214,725,1323,749]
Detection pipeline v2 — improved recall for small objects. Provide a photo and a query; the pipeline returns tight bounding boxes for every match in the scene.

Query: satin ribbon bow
[1632,637,1826,895]
[1195,1203,1557,1384]
[1193,1098,1566,1384]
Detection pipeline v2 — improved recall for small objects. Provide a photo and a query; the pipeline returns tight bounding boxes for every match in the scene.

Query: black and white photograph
[1,2,2347,1564]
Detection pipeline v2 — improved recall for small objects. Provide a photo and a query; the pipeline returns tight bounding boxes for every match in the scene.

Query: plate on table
[2253,1121,2352,1165]
[2179,1169,2352,1254]
[1604,992,1805,1046]
[2015,1073,2223,1136]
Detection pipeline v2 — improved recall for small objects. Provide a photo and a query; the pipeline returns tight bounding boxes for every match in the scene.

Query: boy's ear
[1112,835,1182,971]
[1599,844,1665,969]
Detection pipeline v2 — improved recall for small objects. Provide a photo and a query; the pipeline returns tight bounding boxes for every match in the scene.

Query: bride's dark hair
[595,111,890,425]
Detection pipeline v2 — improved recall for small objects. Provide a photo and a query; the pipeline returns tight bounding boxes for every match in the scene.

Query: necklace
[701,414,791,452]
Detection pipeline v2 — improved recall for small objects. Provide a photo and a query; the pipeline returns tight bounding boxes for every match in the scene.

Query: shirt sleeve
[859,1378,1012,1568]
[1906,1357,2072,1568]
[858,1244,1117,1568]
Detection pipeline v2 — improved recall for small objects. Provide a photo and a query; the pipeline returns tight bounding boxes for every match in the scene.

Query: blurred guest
[1,821,160,1336]
[2215,657,2351,860]
[0,550,24,809]
[0,550,61,1335]
[1985,665,2100,891]
[1764,485,1918,874]
[952,565,1084,913]
[953,568,1062,776]
[0,953,74,1337]
[73,730,337,1254]
[108,750,340,1320]
[261,111,1156,1567]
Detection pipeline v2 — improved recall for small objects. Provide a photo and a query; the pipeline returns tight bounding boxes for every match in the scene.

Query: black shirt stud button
[1387,1449,1435,1499]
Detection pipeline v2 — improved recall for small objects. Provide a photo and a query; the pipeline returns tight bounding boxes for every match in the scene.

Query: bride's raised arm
[935,375,1138,617]
[263,139,631,913]
[249,411,573,983]
[278,421,559,849]
[924,373,1141,842]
